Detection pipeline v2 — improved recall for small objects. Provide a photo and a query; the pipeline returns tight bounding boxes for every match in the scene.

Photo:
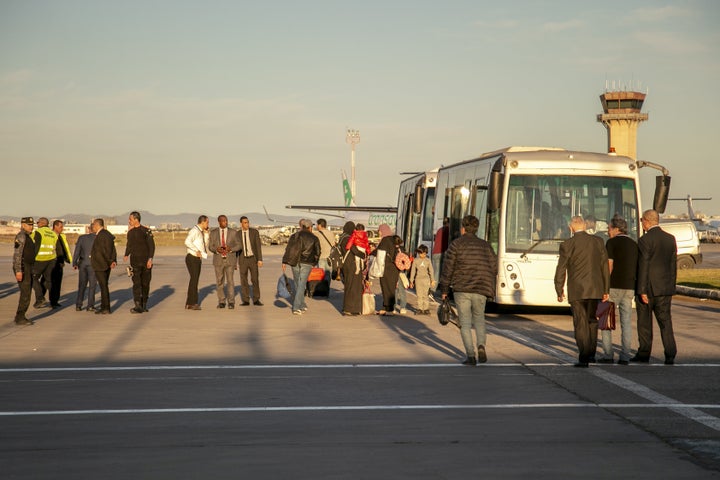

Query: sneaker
[462,357,477,366]
[292,310,303,315]
[477,345,487,363]
[399,308,407,314]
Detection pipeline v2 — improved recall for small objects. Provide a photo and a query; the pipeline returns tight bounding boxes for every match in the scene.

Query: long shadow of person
[147,284,175,310]
[0,282,18,300]
[380,315,465,360]
[198,284,216,306]
[110,287,134,312]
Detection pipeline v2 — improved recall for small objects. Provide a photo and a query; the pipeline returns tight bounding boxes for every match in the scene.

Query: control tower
[597,90,648,160]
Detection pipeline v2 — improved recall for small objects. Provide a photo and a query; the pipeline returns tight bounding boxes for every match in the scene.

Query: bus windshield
[505,174,639,254]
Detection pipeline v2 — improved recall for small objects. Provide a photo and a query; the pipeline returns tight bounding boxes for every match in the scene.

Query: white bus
[396,146,671,307]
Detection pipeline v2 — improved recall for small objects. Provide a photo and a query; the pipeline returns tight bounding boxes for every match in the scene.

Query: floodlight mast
[346,129,360,201]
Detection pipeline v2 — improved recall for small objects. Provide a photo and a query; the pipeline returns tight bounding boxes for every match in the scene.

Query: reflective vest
[35,226,58,262]
[57,233,73,263]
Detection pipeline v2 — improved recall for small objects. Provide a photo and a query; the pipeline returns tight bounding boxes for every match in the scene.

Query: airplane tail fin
[342,170,355,207]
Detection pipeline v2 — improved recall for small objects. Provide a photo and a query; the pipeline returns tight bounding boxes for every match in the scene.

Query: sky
[1,0,719,220]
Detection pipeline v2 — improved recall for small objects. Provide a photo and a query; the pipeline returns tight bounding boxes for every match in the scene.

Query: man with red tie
[208,215,240,309]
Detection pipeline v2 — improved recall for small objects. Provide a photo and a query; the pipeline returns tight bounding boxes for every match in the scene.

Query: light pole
[346,128,360,202]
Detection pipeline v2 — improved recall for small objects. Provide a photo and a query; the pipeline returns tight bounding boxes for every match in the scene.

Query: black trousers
[15,265,33,319]
[131,263,152,307]
[185,254,202,305]
[570,299,599,363]
[32,259,55,304]
[49,261,65,306]
[76,264,97,308]
[238,255,260,302]
[95,268,111,311]
[636,295,677,360]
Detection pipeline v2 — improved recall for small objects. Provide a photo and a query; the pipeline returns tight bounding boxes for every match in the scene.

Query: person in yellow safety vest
[49,220,73,308]
[32,217,58,309]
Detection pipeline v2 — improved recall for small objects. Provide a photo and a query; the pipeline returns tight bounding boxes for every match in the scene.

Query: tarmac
[1,245,719,479]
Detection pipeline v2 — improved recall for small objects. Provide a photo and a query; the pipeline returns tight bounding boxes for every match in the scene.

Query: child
[409,244,435,314]
[346,223,370,274]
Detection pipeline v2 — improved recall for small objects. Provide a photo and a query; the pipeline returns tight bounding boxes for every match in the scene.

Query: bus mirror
[413,184,424,214]
[488,171,503,212]
[653,175,671,213]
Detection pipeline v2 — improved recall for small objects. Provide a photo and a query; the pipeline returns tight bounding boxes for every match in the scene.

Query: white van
[660,221,703,269]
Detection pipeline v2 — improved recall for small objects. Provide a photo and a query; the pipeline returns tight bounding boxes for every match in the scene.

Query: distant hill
[0,211,306,229]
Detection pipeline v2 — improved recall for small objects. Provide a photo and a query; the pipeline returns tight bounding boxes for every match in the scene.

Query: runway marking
[489,325,720,432]
[1,403,719,417]
[1,363,718,374]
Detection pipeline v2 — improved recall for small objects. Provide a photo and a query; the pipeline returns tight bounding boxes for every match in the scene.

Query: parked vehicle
[660,221,703,269]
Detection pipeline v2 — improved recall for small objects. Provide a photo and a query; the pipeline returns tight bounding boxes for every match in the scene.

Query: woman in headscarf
[373,224,401,315]
[340,221,365,315]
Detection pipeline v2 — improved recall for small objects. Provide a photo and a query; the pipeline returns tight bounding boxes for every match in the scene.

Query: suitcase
[306,270,331,297]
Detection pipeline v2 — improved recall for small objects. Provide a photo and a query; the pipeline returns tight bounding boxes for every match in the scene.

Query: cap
[21,217,34,225]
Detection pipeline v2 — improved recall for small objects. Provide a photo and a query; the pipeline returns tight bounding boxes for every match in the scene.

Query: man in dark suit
[236,216,264,306]
[554,216,609,367]
[632,209,678,365]
[73,224,97,311]
[90,218,117,314]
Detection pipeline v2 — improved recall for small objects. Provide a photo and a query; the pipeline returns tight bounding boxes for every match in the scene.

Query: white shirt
[185,225,209,259]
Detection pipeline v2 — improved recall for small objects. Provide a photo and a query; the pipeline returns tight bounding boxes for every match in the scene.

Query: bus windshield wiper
[520,238,565,259]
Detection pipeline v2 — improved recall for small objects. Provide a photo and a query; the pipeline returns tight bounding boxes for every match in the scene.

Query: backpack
[328,234,350,281]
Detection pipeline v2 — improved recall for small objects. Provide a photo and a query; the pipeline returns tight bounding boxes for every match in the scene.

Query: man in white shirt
[208,215,240,309]
[184,215,209,310]
[313,218,335,281]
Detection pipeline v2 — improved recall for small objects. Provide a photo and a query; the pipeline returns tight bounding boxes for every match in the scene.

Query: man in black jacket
[124,211,155,313]
[554,216,609,367]
[439,215,498,365]
[13,217,36,325]
[90,218,117,314]
[632,209,678,364]
[282,219,320,315]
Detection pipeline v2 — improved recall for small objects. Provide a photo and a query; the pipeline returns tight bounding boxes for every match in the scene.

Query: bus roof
[442,147,636,174]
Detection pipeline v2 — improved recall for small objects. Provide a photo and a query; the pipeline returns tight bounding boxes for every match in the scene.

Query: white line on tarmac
[489,325,720,432]
[0,403,719,417]
[1,363,718,374]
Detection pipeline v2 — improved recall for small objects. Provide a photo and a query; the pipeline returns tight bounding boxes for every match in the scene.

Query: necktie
[244,231,249,257]
[221,229,226,257]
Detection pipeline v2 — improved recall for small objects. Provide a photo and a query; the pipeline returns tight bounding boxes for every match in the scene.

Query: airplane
[285,170,397,230]
[668,195,712,222]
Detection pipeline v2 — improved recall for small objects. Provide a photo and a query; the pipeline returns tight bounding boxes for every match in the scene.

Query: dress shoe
[14,317,34,326]
[34,301,50,309]
[217,303,226,309]
[629,355,649,363]
[130,307,144,314]
[588,357,596,363]
[254,300,263,306]
[477,345,487,363]
[664,358,675,365]
[95,309,111,315]
[573,362,589,368]
[617,359,629,365]
[76,305,83,311]
[228,303,235,309]
[462,357,477,366]
[185,304,201,310]
[241,301,250,306]
[87,306,96,312]
[51,303,61,309]
[597,358,614,364]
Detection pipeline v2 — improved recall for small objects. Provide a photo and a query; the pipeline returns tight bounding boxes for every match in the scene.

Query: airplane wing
[286,205,397,213]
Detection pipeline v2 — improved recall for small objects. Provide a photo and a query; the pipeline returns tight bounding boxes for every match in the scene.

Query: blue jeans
[454,292,487,357]
[396,278,407,310]
[291,263,312,312]
[317,257,331,281]
[601,288,634,361]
